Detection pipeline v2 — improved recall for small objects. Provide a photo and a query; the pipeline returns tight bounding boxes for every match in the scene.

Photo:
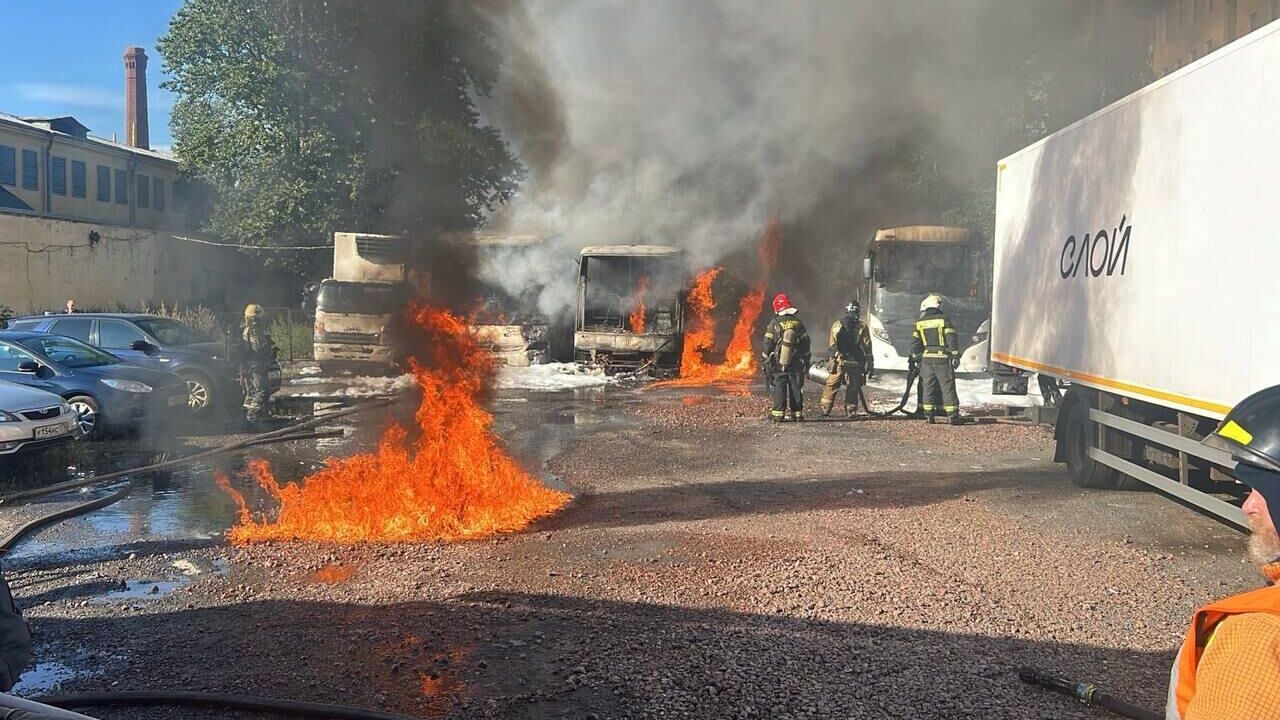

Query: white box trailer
[992,23,1280,527]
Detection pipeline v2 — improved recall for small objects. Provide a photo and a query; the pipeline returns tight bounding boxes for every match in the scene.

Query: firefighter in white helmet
[910,294,962,424]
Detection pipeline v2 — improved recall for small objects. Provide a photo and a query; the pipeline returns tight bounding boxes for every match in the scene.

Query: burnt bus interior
[578,255,683,334]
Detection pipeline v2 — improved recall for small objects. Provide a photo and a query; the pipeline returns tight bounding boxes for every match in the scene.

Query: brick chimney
[124,46,149,149]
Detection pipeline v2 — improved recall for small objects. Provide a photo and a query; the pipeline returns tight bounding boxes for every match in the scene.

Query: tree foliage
[158,0,524,276]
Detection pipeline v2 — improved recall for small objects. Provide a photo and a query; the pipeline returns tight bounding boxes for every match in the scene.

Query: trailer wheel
[1061,401,1124,489]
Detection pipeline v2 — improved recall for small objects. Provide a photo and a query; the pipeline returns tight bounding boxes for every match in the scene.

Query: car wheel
[66,395,101,437]
[177,370,215,415]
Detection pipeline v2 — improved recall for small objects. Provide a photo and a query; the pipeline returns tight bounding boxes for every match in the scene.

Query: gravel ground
[0,382,1254,719]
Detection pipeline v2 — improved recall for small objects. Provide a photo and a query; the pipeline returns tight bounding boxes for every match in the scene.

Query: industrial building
[0,47,257,314]
[1153,0,1280,74]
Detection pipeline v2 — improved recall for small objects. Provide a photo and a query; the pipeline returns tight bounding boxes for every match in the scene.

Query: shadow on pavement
[542,468,1071,532]
[25,591,1171,720]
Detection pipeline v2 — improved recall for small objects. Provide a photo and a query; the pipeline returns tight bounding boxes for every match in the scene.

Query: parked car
[7,314,281,415]
[0,380,80,455]
[0,331,188,437]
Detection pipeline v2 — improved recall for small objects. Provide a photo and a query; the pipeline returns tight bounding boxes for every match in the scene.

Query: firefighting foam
[216,304,570,544]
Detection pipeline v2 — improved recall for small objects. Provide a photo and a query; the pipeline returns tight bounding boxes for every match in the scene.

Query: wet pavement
[0,372,1256,718]
[1,384,641,566]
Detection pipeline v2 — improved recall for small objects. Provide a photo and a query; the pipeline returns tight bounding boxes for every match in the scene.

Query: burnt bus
[573,245,685,376]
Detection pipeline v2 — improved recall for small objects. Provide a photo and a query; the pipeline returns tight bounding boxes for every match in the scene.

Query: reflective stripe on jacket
[1167,584,1280,719]
[910,308,958,359]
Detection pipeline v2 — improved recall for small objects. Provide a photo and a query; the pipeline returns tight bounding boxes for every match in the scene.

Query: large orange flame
[628,276,649,334]
[217,304,570,544]
[653,221,782,392]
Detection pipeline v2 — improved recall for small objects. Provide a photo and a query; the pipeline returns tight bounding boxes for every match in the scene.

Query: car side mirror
[130,340,159,356]
[16,360,39,373]
[862,257,873,281]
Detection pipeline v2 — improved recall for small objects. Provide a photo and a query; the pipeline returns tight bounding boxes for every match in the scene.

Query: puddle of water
[308,563,357,584]
[11,661,79,695]
[91,579,189,604]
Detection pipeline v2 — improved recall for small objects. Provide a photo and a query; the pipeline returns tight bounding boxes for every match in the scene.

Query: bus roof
[579,245,683,257]
[872,226,971,244]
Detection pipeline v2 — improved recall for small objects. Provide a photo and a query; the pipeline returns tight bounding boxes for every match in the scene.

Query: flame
[217,304,570,544]
[675,267,722,376]
[652,221,782,392]
[628,276,649,334]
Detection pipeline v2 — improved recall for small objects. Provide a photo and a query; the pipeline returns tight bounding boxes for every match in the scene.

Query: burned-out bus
[574,245,685,376]
[861,226,990,374]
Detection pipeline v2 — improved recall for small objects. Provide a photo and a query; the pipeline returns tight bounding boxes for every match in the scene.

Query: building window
[21,150,37,191]
[71,161,86,199]
[0,146,14,187]
[96,165,110,202]
[50,157,66,196]
[136,174,150,208]
[114,169,128,205]
[153,178,165,211]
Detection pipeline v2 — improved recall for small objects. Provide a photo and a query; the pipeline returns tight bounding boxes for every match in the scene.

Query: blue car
[0,331,188,437]
[6,313,279,416]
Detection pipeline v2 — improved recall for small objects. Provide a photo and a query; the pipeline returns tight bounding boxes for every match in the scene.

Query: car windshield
[21,335,119,368]
[134,317,211,346]
[316,281,405,316]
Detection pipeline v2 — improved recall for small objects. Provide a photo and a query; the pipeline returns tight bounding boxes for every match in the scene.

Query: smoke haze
[480,0,1147,320]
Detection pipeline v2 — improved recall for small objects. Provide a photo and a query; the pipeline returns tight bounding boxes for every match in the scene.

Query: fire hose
[0,398,408,556]
[0,396,407,506]
[30,690,425,720]
[1018,666,1161,720]
[807,362,920,418]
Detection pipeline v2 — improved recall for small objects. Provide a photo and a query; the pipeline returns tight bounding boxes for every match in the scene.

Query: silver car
[0,380,80,455]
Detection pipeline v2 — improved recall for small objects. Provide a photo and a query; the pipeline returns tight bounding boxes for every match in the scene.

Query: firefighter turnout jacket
[1167,568,1280,720]
[910,307,958,361]
[764,313,811,372]
[830,315,872,368]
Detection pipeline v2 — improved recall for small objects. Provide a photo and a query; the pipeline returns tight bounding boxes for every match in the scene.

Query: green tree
[158,0,524,276]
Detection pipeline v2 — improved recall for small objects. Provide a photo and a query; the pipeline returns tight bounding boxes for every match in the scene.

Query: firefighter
[240,304,277,423]
[910,294,962,424]
[762,292,811,422]
[820,300,873,418]
[1168,385,1280,719]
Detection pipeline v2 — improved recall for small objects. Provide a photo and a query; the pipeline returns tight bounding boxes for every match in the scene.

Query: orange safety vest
[1167,584,1280,719]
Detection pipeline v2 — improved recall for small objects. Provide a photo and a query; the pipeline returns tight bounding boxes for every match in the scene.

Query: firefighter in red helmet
[761,292,811,422]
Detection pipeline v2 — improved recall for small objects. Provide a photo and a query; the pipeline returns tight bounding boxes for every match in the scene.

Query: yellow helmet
[919,294,943,312]
[244,303,264,319]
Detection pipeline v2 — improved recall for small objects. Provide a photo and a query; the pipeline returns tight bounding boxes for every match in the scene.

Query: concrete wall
[0,211,255,315]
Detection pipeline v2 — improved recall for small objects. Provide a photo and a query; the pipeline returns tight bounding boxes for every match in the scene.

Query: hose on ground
[0,486,131,555]
[0,396,406,506]
[859,366,920,418]
[34,690,422,720]
[0,693,98,720]
[1018,666,1161,720]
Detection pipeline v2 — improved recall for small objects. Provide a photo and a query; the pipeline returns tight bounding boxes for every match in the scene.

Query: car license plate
[168,394,187,408]
[34,423,67,439]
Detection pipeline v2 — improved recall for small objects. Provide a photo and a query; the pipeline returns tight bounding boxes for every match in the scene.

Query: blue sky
[5,1,185,150]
